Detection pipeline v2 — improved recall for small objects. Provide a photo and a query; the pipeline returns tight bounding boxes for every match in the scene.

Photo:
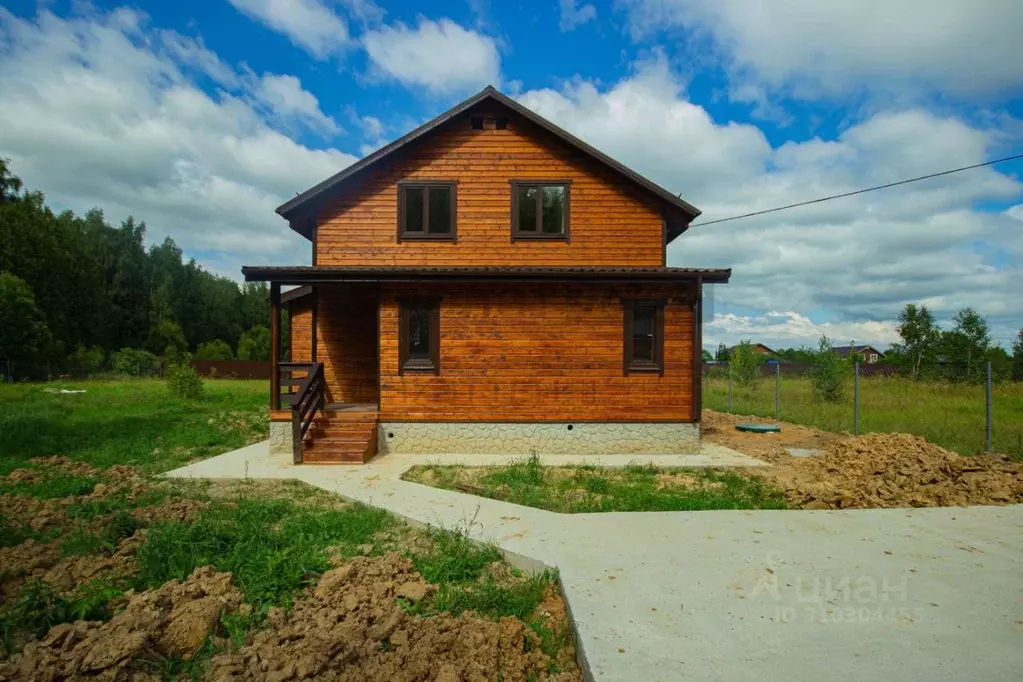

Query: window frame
[398,297,441,375]
[509,180,571,241]
[622,299,666,376]
[869,353,878,363]
[397,180,458,242]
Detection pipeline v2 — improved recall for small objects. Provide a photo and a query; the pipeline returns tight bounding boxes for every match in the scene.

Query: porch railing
[279,362,324,464]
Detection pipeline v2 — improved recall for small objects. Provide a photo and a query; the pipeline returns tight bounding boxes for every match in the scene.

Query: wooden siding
[316,285,379,404]
[377,283,695,422]
[315,108,666,267]
[288,296,313,362]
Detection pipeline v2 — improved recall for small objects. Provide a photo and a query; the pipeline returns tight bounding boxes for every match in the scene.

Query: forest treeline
[0,159,274,379]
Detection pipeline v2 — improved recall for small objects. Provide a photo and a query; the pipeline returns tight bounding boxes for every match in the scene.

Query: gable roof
[276,86,701,242]
[832,345,886,358]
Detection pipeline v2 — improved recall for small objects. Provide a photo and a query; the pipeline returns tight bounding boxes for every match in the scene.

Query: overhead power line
[689,153,1023,227]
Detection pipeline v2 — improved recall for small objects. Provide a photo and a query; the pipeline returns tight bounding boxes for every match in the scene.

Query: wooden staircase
[302,406,378,464]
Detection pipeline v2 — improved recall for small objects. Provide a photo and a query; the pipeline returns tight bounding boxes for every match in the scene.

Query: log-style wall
[376,283,694,422]
[314,106,666,268]
[316,285,378,404]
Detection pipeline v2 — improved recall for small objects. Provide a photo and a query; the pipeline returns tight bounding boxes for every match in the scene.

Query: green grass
[0,379,578,676]
[406,456,789,513]
[406,526,556,625]
[0,378,267,475]
[702,374,1023,459]
[0,473,101,499]
[134,497,395,607]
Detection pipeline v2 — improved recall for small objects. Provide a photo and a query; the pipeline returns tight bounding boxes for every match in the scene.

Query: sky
[1,0,1022,351]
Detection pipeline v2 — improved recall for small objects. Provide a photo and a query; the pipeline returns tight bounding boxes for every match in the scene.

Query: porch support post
[270,282,281,410]
[692,276,703,423]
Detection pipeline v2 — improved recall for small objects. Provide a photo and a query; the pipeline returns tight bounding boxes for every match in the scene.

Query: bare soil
[704,410,1023,508]
[0,566,244,681]
[208,553,577,682]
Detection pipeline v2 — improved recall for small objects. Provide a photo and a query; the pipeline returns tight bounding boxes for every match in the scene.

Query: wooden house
[244,86,730,463]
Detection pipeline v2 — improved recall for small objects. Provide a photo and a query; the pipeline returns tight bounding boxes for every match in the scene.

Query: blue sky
[2,0,1022,349]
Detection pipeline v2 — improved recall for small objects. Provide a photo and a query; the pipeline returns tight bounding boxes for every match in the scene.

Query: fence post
[727,362,732,413]
[853,361,860,436]
[986,361,992,452]
[774,362,780,422]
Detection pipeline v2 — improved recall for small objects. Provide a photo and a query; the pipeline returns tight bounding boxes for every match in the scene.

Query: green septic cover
[735,423,781,433]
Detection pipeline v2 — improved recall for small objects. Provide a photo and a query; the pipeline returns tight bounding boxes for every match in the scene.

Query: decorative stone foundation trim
[269,421,293,455]
[377,422,700,455]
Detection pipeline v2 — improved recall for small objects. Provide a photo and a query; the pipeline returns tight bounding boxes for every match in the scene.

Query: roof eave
[275,86,701,229]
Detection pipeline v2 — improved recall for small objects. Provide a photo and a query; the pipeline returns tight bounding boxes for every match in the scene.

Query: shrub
[166,363,204,400]
[68,344,105,377]
[111,347,160,377]
[195,339,234,361]
[731,340,764,388]
[810,335,846,403]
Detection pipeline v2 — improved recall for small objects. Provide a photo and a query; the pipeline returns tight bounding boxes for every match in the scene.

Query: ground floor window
[399,298,440,374]
[622,300,665,375]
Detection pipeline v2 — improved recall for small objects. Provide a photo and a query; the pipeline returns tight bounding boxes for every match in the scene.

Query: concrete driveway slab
[166,442,1023,682]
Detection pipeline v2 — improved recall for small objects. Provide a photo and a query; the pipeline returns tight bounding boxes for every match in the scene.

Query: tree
[701,348,713,363]
[810,335,845,403]
[894,304,939,379]
[731,340,764,388]
[151,319,188,361]
[1012,329,1023,381]
[195,340,234,361]
[938,307,990,382]
[69,344,105,377]
[237,326,272,361]
[715,343,730,362]
[0,272,51,379]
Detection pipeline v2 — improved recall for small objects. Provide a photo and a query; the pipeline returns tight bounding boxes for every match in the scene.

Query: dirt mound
[766,432,1023,509]
[0,539,62,583]
[0,494,66,532]
[208,553,571,681]
[131,498,207,524]
[0,566,243,680]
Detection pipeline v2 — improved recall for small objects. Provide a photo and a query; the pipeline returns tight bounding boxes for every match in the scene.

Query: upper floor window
[869,353,878,363]
[398,181,456,241]
[510,181,570,240]
[622,300,665,375]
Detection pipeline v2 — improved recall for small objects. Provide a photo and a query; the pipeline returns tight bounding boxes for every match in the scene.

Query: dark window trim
[622,299,666,376]
[398,297,441,375]
[509,180,571,242]
[397,180,458,242]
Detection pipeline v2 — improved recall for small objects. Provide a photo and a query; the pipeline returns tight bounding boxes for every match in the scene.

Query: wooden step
[300,411,378,464]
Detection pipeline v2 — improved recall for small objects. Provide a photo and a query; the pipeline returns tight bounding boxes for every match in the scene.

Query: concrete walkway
[166,442,1023,682]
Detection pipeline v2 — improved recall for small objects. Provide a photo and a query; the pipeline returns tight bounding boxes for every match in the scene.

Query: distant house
[832,345,885,364]
[728,343,776,356]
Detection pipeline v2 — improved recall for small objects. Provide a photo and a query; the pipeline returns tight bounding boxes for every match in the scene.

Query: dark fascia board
[242,266,731,285]
[280,285,314,304]
[275,86,701,241]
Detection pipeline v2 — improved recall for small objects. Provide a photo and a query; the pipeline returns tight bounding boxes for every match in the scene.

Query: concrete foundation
[377,421,700,455]
[269,421,292,455]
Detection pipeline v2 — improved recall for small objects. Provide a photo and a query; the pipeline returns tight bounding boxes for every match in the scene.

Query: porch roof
[242,265,731,285]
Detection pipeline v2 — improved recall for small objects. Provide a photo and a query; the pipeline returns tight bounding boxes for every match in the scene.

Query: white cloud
[560,0,597,31]
[226,0,349,58]
[339,0,385,25]
[518,58,1023,348]
[0,7,358,278]
[703,311,899,352]
[252,73,340,135]
[362,18,501,94]
[621,0,1023,101]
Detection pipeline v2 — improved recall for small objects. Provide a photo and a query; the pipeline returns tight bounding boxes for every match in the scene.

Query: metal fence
[702,361,1022,459]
